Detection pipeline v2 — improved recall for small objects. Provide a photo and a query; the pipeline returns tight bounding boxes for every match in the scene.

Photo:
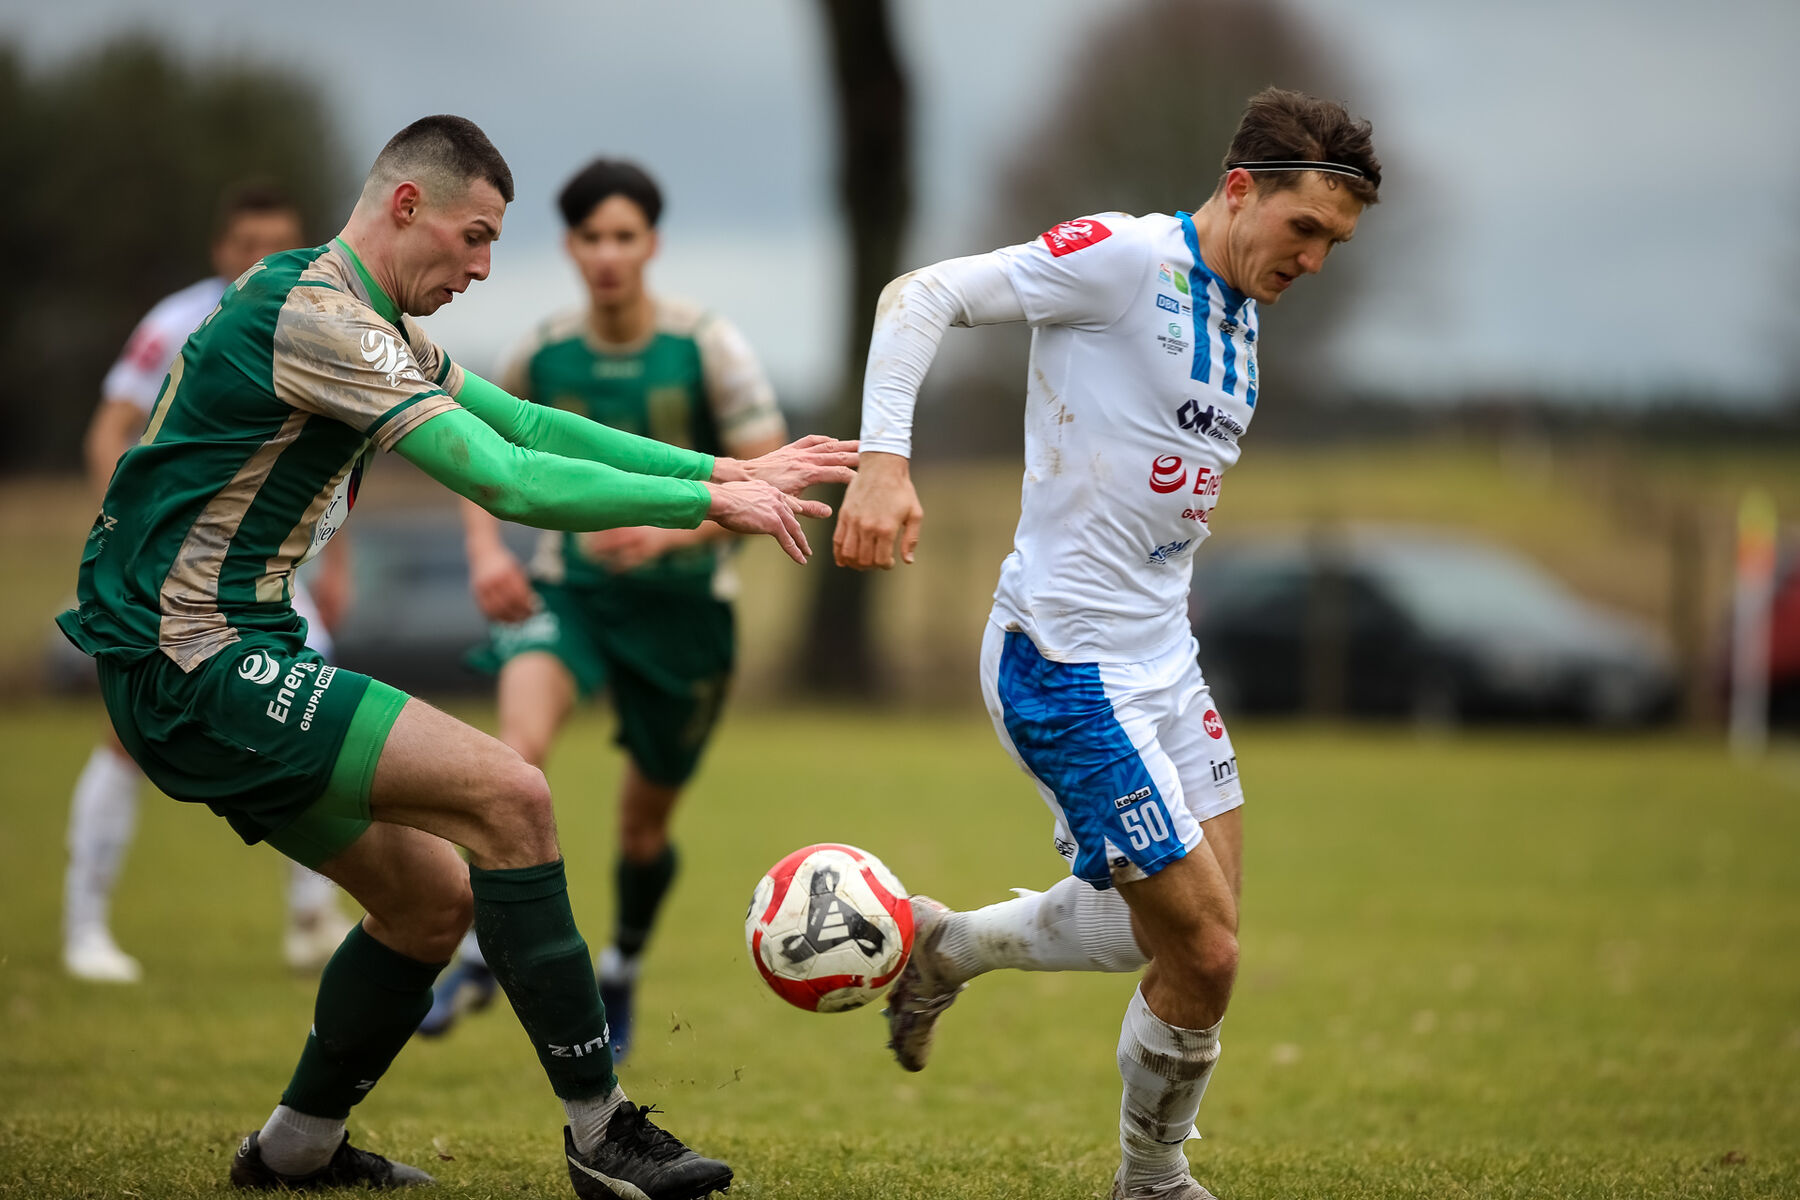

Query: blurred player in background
[422,160,786,1062]
[836,89,1380,1200]
[63,181,355,983]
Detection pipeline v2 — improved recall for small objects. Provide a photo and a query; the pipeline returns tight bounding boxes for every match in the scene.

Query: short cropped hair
[557,159,664,229]
[212,179,298,239]
[1221,88,1381,205]
[363,115,514,207]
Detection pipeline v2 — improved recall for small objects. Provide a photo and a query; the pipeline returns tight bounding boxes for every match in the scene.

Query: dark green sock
[614,844,678,959]
[471,859,615,1099]
[280,925,443,1119]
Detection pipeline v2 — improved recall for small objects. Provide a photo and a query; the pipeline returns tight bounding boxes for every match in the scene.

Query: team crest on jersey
[360,330,419,389]
[1040,219,1112,257]
[1146,538,1195,566]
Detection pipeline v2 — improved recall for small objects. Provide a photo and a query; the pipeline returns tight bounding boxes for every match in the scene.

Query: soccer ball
[745,843,915,1013]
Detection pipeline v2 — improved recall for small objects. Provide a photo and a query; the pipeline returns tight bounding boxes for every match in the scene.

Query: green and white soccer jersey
[502,297,783,598]
[56,239,458,853]
[58,240,461,671]
[478,297,781,784]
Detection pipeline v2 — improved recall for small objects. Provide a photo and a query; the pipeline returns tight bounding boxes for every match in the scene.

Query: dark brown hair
[1221,88,1381,204]
[558,159,663,229]
[212,179,298,239]
[370,114,514,205]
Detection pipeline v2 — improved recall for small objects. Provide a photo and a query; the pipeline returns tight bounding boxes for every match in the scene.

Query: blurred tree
[2,35,350,474]
[799,0,913,696]
[925,0,1371,456]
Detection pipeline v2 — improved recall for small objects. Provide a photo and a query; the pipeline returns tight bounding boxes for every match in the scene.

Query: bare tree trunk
[799,0,912,696]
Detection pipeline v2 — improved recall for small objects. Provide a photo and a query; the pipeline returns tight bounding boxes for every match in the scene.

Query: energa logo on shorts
[238,651,280,685]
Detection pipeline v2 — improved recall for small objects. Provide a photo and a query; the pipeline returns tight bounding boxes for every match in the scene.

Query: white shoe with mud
[881,895,965,1072]
[1111,1171,1219,1199]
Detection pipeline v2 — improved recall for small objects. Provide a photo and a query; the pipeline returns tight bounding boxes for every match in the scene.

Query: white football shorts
[979,619,1243,888]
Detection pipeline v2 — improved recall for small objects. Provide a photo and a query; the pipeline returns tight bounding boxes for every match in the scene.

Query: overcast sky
[6,0,1797,405]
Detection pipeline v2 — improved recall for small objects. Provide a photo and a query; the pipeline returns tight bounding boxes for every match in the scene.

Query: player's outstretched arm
[454,369,715,481]
[458,371,858,500]
[835,255,1025,570]
[397,409,832,564]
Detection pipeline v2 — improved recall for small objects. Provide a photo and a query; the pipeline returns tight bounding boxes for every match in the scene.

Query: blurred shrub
[0,36,350,474]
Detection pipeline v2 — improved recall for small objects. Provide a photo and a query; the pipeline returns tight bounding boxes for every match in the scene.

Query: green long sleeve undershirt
[452,369,716,482]
[395,406,712,532]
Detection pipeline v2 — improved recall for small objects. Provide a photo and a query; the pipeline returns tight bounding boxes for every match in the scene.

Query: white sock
[597,944,641,984]
[257,1104,345,1176]
[455,926,487,970]
[564,1083,629,1155]
[1116,985,1221,1189]
[64,746,141,943]
[934,876,1148,985]
[286,862,341,922]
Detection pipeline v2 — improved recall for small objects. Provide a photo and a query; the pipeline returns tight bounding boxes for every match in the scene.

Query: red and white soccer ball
[745,843,914,1013]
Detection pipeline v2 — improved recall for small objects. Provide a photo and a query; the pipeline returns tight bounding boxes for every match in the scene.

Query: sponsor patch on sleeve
[124,326,168,371]
[1040,218,1113,257]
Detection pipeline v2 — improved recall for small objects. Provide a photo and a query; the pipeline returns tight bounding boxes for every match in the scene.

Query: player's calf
[1114,984,1223,1199]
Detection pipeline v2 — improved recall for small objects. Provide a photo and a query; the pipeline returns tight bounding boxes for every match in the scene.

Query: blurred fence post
[1667,504,1707,725]
[1304,518,1348,719]
[1728,490,1776,758]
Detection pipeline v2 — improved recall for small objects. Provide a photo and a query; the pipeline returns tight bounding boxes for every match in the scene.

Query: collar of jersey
[1175,211,1250,316]
[331,237,402,326]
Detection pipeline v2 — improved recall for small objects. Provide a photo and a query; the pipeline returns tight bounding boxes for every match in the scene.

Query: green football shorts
[469,580,733,786]
[97,633,410,869]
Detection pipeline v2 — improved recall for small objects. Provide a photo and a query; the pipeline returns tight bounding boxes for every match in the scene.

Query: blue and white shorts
[980,622,1244,889]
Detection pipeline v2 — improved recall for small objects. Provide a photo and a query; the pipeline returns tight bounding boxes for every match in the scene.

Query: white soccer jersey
[100,277,228,412]
[988,212,1261,664]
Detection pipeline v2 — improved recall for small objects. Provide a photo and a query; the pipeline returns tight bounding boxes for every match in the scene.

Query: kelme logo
[238,651,279,685]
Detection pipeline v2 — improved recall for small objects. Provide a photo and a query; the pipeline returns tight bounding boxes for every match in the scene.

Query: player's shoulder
[523,308,592,354]
[651,294,710,339]
[1026,211,1177,267]
[140,276,227,333]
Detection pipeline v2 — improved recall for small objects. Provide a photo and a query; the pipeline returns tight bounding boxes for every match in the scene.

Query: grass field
[3,702,1799,1198]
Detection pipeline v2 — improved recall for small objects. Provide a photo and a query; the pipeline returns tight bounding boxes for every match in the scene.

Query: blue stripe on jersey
[994,631,1184,889]
[1178,211,1253,400]
[1220,303,1241,396]
[1177,212,1211,385]
[1243,322,1259,409]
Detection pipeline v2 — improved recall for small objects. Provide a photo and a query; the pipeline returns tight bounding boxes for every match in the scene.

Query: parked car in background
[328,510,535,696]
[1188,529,1678,726]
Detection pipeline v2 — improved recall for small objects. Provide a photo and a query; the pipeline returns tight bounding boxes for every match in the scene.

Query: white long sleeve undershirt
[858,253,1027,459]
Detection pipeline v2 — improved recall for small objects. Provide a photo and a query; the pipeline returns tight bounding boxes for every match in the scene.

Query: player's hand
[715,435,859,497]
[833,451,922,570]
[469,544,537,622]
[706,480,832,565]
[583,525,678,573]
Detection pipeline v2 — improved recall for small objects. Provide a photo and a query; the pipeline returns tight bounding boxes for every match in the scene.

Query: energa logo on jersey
[238,651,280,685]
[359,329,416,389]
[302,449,370,565]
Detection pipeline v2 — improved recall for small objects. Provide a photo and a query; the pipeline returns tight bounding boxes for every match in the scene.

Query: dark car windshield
[1364,541,1593,640]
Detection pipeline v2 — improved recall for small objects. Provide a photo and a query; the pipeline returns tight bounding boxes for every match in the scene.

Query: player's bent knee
[1163,927,1238,992]
[476,759,557,859]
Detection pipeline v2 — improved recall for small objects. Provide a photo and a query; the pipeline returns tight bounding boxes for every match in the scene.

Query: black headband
[1227,159,1368,181]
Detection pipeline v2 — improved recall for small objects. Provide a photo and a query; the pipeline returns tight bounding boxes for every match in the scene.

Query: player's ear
[1224,168,1255,213]
[392,182,423,227]
[646,227,660,261]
